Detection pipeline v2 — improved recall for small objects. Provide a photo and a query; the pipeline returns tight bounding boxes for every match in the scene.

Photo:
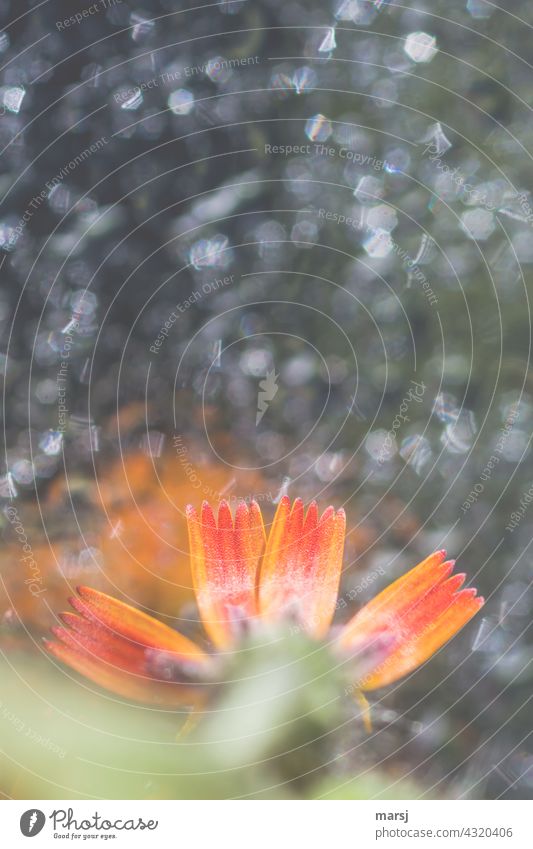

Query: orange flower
[46,497,484,719]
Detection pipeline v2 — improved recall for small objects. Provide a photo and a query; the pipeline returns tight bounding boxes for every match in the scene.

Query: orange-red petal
[45,587,210,706]
[72,586,207,661]
[338,551,484,690]
[186,499,266,649]
[338,550,451,650]
[258,496,346,637]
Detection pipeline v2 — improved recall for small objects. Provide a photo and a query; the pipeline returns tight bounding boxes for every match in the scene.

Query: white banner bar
[1,799,530,848]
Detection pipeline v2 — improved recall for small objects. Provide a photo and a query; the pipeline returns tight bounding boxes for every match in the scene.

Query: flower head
[46,497,484,720]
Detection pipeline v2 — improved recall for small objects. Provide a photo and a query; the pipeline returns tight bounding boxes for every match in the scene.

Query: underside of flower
[45,498,484,717]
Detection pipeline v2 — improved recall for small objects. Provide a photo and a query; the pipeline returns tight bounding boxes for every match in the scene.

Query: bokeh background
[0,0,532,799]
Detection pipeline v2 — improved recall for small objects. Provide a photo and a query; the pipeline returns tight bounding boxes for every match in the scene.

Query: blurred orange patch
[1,447,268,637]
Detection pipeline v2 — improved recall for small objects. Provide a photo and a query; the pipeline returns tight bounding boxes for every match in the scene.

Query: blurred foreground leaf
[0,632,349,799]
[312,774,422,800]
